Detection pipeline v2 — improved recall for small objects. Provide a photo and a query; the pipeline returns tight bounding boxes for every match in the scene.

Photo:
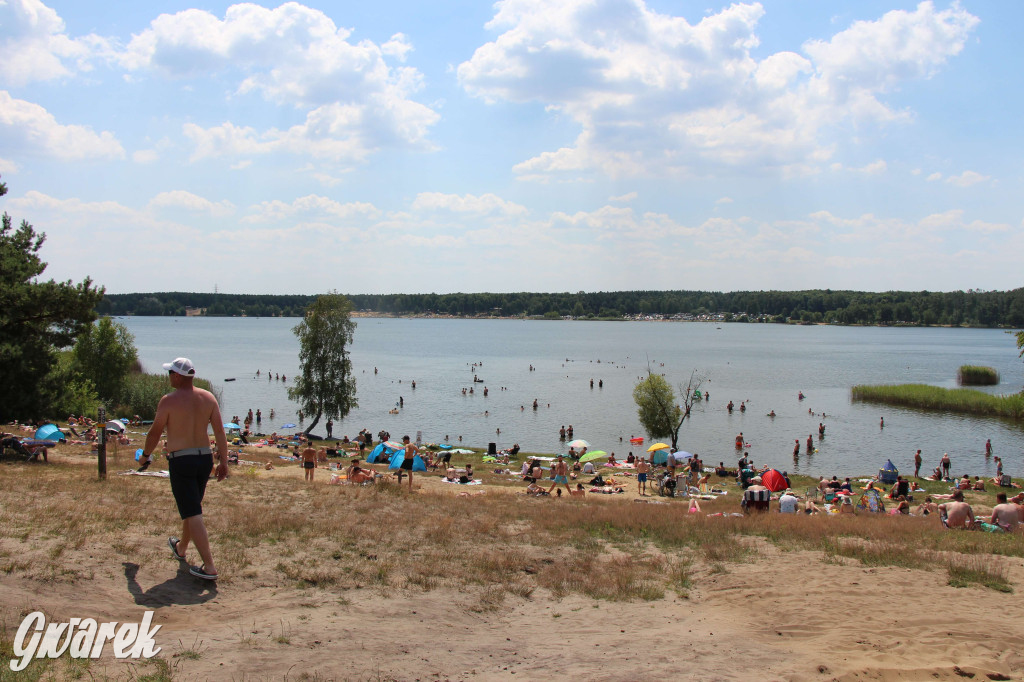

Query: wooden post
[97,407,107,480]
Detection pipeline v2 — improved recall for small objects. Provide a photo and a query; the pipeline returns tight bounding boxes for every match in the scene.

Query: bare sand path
[4,538,1023,680]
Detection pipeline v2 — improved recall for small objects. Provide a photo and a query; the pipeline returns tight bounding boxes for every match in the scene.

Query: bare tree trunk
[304,412,322,437]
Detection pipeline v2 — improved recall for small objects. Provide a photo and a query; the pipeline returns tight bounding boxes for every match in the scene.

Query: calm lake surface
[120,317,1023,478]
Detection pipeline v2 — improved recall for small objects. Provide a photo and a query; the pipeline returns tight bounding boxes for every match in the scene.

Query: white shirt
[779,493,798,513]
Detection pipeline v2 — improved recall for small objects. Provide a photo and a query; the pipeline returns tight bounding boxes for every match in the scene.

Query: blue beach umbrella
[34,424,65,442]
[224,422,241,430]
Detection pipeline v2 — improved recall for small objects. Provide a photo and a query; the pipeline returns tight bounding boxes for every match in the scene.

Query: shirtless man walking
[636,457,650,496]
[938,490,975,530]
[140,358,228,581]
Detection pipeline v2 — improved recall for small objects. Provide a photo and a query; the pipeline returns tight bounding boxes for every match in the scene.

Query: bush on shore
[114,373,219,420]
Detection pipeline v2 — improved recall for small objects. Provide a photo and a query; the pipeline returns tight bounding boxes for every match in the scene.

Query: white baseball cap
[163,357,196,376]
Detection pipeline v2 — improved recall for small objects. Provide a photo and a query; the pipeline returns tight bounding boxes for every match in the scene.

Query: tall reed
[957,365,999,386]
[851,384,1024,420]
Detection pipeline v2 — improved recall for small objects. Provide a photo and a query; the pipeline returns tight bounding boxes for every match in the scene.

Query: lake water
[119,317,1023,478]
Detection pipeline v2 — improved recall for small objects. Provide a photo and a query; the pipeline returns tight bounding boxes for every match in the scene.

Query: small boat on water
[224,378,236,382]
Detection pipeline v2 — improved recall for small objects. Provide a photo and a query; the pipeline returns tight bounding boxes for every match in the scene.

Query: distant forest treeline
[99,289,1024,327]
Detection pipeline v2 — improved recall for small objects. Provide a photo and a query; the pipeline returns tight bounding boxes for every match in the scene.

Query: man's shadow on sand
[123,562,218,608]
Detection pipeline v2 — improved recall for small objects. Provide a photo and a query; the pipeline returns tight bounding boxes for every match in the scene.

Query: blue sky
[1,0,1021,295]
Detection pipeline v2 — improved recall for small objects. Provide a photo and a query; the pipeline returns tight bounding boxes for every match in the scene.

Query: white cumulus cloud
[148,190,235,217]
[0,91,124,160]
[0,0,114,86]
[119,3,439,164]
[945,170,989,187]
[412,192,528,216]
[458,0,979,179]
[243,195,380,223]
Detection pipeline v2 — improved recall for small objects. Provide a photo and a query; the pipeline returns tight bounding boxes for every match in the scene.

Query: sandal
[168,537,186,562]
[189,564,218,581]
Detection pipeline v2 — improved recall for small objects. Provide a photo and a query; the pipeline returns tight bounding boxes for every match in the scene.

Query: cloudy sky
[1,0,1021,295]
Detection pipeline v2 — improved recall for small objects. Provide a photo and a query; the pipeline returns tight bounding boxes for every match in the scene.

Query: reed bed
[957,365,1000,386]
[851,383,1024,420]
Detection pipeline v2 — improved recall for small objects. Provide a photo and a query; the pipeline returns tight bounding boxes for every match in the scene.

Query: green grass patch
[821,538,930,569]
[957,365,999,386]
[852,383,1024,420]
[947,555,1012,592]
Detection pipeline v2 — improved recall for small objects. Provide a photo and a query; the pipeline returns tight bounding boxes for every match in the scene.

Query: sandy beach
[2,439,1023,681]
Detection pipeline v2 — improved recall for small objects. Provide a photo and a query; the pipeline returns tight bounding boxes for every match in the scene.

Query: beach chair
[1,437,41,462]
[998,474,1013,487]
[742,488,771,513]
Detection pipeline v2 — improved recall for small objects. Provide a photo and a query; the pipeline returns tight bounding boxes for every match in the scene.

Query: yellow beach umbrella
[647,442,669,452]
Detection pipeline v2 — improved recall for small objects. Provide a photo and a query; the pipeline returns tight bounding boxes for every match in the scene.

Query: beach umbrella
[567,439,590,450]
[647,442,669,452]
[105,420,125,433]
[578,450,607,463]
[675,451,694,459]
[224,422,241,430]
[33,424,65,442]
[282,423,297,429]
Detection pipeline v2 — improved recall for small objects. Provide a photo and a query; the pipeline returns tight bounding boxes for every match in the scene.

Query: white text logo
[9,611,161,672]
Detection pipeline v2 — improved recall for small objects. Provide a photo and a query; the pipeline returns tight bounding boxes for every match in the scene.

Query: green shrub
[116,373,218,419]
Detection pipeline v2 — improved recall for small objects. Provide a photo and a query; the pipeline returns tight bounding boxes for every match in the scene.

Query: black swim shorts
[168,453,214,520]
[303,461,315,469]
[400,458,414,471]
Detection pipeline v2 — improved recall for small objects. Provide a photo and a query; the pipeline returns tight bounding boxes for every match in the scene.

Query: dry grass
[947,554,1013,592]
[1,447,1021,617]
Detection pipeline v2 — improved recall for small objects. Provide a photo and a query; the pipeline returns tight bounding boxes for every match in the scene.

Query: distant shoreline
[116,310,1002,329]
[98,289,1024,327]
